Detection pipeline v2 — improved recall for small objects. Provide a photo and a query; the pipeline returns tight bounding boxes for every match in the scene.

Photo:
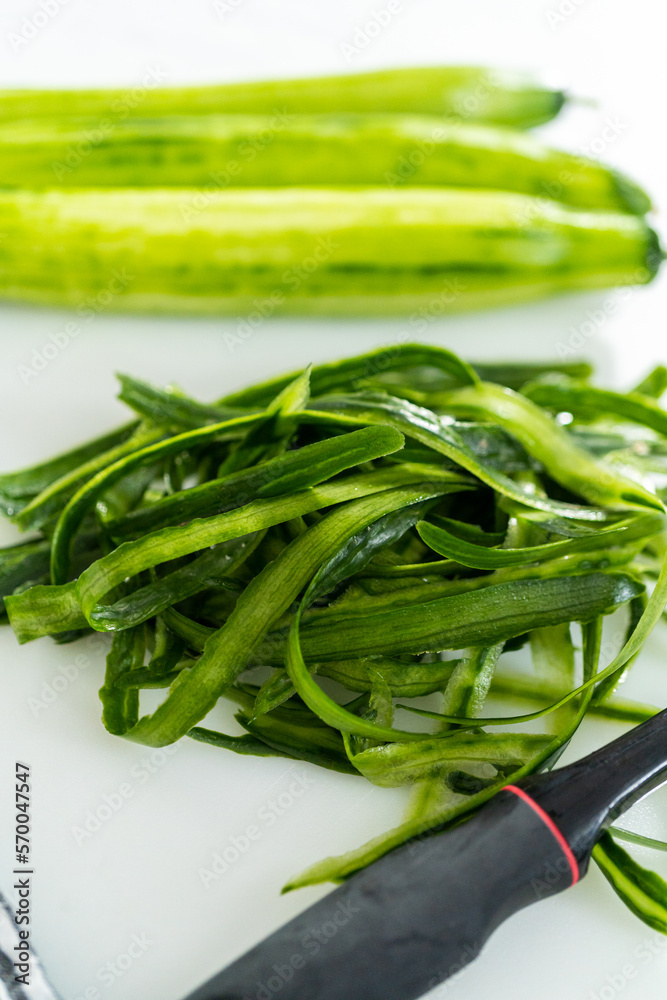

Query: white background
[1,1,667,999]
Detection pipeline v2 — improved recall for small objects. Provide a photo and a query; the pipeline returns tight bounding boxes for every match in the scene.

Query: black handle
[184,789,575,1000]
[524,706,667,866]
[184,708,667,1000]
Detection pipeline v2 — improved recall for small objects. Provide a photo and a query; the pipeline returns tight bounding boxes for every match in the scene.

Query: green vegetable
[0,188,659,315]
[0,66,658,316]
[0,67,565,127]
[0,115,648,213]
[593,833,667,933]
[284,617,604,890]
[0,422,138,520]
[416,512,663,568]
[524,378,667,438]
[281,572,641,663]
[2,341,667,935]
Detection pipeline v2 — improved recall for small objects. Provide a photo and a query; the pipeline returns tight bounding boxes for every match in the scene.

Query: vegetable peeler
[182,708,667,1000]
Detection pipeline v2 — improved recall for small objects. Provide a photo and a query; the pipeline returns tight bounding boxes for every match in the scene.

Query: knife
[0,891,60,1000]
[182,707,667,1000]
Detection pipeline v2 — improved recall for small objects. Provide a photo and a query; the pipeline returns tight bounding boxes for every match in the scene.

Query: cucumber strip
[0,528,104,615]
[525,379,667,437]
[220,343,479,408]
[0,421,137,511]
[12,421,160,532]
[251,500,437,718]
[0,537,51,615]
[188,726,302,763]
[160,541,641,660]
[416,512,664,568]
[430,382,663,511]
[100,627,143,735]
[593,833,667,934]
[440,643,505,724]
[119,484,449,747]
[92,533,262,631]
[283,618,602,890]
[632,366,667,399]
[75,470,463,631]
[286,572,641,662]
[489,674,659,724]
[6,581,87,643]
[237,711,358,775]
[346,732,553,787]
[307,395,625,519]
[108,425,446,541]
[49,410,263,584]
[117,374,247,427]
[318,658,459,698]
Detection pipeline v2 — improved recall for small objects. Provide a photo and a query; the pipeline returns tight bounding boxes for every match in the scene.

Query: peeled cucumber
[0,187,659,316]
[0,66,565,128]
[0,115,649,215]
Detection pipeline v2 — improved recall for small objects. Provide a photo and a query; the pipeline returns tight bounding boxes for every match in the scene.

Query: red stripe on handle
[503,784,580,886]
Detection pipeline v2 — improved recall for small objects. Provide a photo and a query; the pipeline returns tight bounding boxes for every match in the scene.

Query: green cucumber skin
[0,188,657,316]
[0,67,564,128]
[288,572,641,661]
[0,115,647,214]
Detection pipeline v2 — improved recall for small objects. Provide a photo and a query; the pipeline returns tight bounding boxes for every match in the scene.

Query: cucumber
[0,187,659,316]
[0,66,565,128]
[0,115,648,214]
[269,572,642,661]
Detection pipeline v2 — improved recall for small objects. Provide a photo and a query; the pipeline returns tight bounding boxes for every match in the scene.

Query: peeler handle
[184,788,577,1000]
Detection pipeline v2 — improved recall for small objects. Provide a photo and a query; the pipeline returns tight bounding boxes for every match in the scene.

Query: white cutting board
[1,2,667,998]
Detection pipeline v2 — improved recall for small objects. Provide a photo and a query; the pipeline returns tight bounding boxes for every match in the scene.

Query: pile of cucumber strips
[3,343,667,931]
[0,65,661,313]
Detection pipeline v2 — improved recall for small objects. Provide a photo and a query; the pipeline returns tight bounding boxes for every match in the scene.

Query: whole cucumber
[0,187,659,316]
[0,114,649,214]
[0,66,565,128]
